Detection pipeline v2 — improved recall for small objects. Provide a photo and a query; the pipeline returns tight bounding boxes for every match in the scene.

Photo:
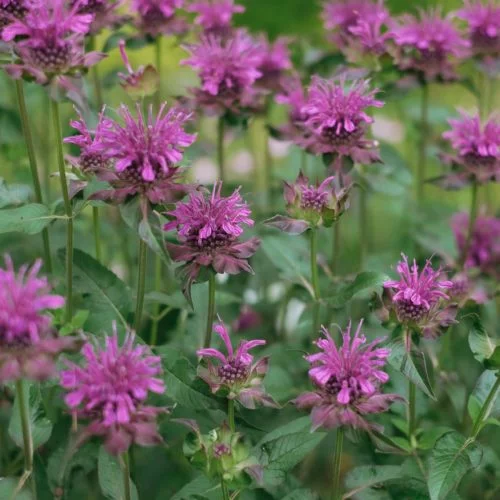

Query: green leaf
[0,203,54,234]
[469,318,497,364]
[419,427,455,451]
[282,489,318,500]
[0,179,32,208]
[59,249,131,334]
[9,382,52,451]
[171,475,219,500]
[345,465,402,498]
[138,215,171,264]
[325,272,389,309]
[484,346,500,370]
[98,447,138,500]
[387,340,436,400]
[0,477,32,500]
[468,370,500,423]
[427,431,482,500]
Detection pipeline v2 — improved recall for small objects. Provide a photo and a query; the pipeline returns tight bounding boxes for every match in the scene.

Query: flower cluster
[0,255,75,382]
[383,254,457,339]
[188,0,244,36]
[0,0,28,34]
[164,183,260,288]
[131,0,186,37]
[61,330,166,455]
[254,35,292,92]
[1,0,104,84]
[73,0,126,35]
[197,322,277,409]
[295,321,401,431]
[389,10,470,81]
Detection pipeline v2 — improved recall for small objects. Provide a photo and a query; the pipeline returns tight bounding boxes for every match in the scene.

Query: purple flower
[2,0,104,84]
[182,30,263,115]
[301,76,384,170]
[295,320,401,431]
[0,0,28,34]
[389,10,470,81]
[188,0,244,35]
[72,0,126,35]
[456,0,500,58]
[383,254,456,338]
[232,305,262,333]
[131,0,186,37]
[452,212,500,279]
[441,111,500,185]
[164,182,260,287]
[254,35,292,92]
[0,255,75,382]
[346,14,390,61]
[196,322,277,409]
[60,329,166,455]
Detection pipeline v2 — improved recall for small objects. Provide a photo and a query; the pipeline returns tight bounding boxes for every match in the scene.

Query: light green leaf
[345,465,402,498]
[0,477,32,500]
[469,318,497,364]
[98,447,138,500]
[468,370,500,424]
[0,179,32,208]
[0,204,54,234]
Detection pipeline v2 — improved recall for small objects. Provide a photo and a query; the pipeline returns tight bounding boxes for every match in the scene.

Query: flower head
[301,76,383,169]
[383,254,456,337]
[389,9,470,81]
[131,0,186,37]
[452,212,500,279]
[196,322,276,409]
[0,255,75,382]
[188,0,244,35]
[60,329,166,455]
[254,35,292,92]
[2,0,104,84]
[164,183,260,288]
[72,0,126,35]
[0,0,28,34]
[295,320,401,431]
[456,0,500,58]
[182,30,263,115]
[442,111,500,185]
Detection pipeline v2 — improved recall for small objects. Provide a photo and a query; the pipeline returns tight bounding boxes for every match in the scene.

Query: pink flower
[347,14,389,59]
[196,322,277,409]
[456,0,500,58]
[73,0,126,35]
[301,76,384,170]
[0,0,28,34]
[442,111,500,185]
[164,182,260,288]
[452,212,500,279]
[60,329,166,455]
[1,0,104,84]
[188,0,244,35]
[182,30,263,115]
[0,255,75,382]
[232,305,262,333]
[131,0,186,37]
[295,320,401,431]
[389,10,470,81]
[254,35,292,92]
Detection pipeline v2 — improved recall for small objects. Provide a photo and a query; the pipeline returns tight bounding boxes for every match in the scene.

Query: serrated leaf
[469,318,497,364]
[0,203,54,234]
[468,370,500,424]
[98,447,138,500]
[171,474,219,500]
[345,465,402,498]
[387,340,436,399]
[59,249,131,334]
[427,431,482,500]
[325,272,389,309]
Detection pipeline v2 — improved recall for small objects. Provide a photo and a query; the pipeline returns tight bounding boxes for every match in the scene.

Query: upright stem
[417,82,429,206]
[359,186,368,270]
[217,117,225,183]
[331,222,340,274]
[122,452,132,500]
[221,478,230,500]
[471,374,500,439]
[461,181,478,269]
[150,254,162,346]
[264,124,272,209]
[310,228,321,335]
[92,206,102,262]
[51,99,73,322]
[90,36,103,109]
[405,328,417,445]
[228,399,235,432]
[331,426,344,500]
[203,273,217,348]
[134,238,148,333]
[15,80,52,273]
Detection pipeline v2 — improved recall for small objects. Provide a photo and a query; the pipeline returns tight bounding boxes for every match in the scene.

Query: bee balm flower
[188,0,244,36]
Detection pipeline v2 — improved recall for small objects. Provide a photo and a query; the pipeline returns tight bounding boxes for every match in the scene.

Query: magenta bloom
[456,1,500,58]
[164,182,260,286]
[61,330,166,455]
[254,35,292,92]
[182,30,263,115]
[0,0,28,33]
[301,76,384,170]
[442,111,500,185]
[73,0,126,35]
[188,0,244,35]
[347,14,389,60]
[295,320,401,431]
[197,322,277,409]
[0,255,75,382]
[2,0,104,84]
[389,10,470,81]
[131,0,185,37]
[452,212,500,279]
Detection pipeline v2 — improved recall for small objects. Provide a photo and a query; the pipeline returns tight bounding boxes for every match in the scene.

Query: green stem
[92,206,102,262]
[203,273,217,348]
[471,374,500,439]
[51,99,73,322]
[217,117,225,183]
[331,222,340,274]
[155,36,162,110]
[134,238,148,333]
[359,186,368,270]
[221,478,230,500]
[15,380,36,499]
[461,182,479,269]
[264,124,272,209]
[405,328,417,445]
[331,426,344,500]
[15,80,52,273]
[310,228,321,335]
[417,82,429,206]
[150,254,162,346]
[90,36,103,109]
[228,399,235,433]
[122,452,132,500]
